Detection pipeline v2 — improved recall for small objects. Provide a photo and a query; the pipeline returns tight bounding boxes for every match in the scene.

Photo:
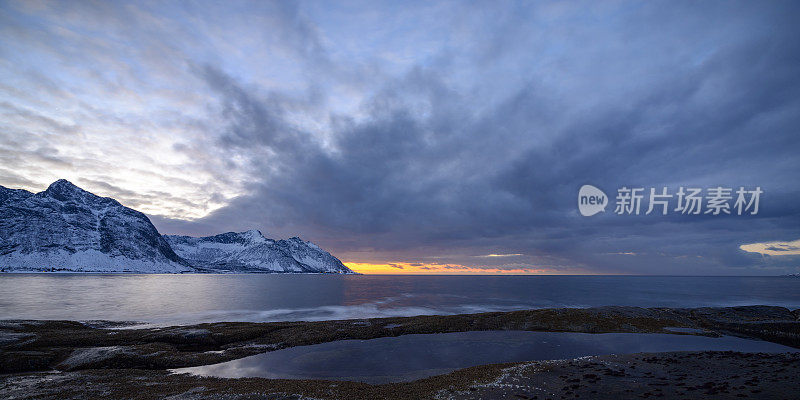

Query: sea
[1,274,798,325]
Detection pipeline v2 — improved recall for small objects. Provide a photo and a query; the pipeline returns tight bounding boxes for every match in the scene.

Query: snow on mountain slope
[164,231,354,273]
[274,237,353,273]
[0,186,33,206]
[0,180,192,273]
[0,179,353,274]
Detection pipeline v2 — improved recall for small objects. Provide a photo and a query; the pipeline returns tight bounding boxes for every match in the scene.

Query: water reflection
[173,331,800,384]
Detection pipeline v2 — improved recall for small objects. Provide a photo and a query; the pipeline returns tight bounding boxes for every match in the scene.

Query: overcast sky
[1,0,799,274]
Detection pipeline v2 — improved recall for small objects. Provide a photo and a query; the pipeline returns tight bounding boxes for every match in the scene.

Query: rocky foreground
[1,305,799,399]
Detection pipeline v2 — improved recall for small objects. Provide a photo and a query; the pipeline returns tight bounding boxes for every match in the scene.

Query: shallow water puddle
[172,330,799,384]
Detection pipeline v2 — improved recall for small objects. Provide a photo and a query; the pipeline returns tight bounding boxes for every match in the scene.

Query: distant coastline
[0,180,354,274]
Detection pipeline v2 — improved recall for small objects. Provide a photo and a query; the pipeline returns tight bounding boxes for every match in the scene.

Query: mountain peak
[44,179,88,201]
[240,229,267,244]
[245,229,263,237]
[49,178,78,188]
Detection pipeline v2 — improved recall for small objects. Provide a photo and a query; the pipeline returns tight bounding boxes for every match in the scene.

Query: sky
[1,0,799,275]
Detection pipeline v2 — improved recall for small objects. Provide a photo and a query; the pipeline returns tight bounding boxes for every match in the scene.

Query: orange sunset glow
[343,262,578,275]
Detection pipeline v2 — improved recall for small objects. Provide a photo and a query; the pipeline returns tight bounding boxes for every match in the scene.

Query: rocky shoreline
[2,305,799,399]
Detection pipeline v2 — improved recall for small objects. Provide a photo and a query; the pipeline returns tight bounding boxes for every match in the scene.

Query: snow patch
[1,250,190,273]
[58,346,131,369]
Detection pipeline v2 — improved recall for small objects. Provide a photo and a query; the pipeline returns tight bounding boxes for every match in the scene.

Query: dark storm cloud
[155,0,800,275]
[3,1,799,274]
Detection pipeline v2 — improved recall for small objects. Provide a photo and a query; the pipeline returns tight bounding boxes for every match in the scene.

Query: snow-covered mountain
[164,231,354,273]
[0,179,353,274]
[0,180,191,273]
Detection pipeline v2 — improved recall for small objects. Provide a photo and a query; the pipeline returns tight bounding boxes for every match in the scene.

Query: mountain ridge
[164,230,352,273]
[0,180,353,274]
[0,179,189,273]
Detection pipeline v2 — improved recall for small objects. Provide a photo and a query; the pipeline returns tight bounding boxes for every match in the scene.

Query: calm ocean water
[0,275,798,325]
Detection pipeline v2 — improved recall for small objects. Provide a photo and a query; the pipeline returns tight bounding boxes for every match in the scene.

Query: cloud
[740,239,800,256]
[182,6,800,274]
[2,1,799,274]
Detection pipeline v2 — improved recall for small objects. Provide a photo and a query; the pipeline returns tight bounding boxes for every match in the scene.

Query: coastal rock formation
[1,306,798,399]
